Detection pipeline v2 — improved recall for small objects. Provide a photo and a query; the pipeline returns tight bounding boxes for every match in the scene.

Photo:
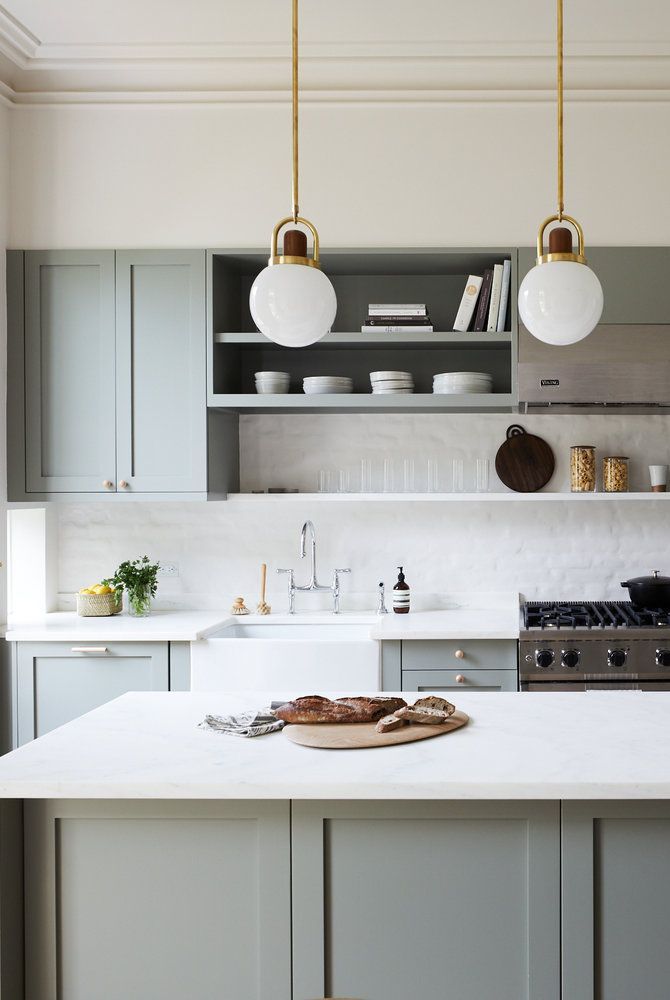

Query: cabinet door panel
[402,667,518,692]
[402,638,517,672]
[25,800,291,1000]
[116,250,206,492]
[293,801,559,1000]
[24,251,116,492]
[17,641,169,742]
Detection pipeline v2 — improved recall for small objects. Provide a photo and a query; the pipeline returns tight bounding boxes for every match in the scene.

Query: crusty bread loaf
[394,705,452,725]
[275,695,401,724]
[376,714,406,734]
[413,695,455,716]
[336,696,406,716]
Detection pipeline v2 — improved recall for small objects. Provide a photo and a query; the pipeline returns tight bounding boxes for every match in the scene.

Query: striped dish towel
[199,709,284,738]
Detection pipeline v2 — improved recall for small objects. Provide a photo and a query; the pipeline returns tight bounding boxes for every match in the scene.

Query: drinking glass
[403,458,415,492]
[317,470,332,493]
[360,458,372,493]
[452,458,464,493]
[383,458,396,493]
[476,458,490,493]
[338,469,351,493]
[427,458,440,492]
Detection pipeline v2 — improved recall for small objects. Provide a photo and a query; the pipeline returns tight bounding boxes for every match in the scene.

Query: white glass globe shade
[249,263,337,347]
[518,260,603,346]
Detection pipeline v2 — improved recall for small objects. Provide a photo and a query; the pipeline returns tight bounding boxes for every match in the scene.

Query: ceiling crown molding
[0,34,668,105]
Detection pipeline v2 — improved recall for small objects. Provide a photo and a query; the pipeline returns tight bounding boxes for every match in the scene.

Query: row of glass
[318,457,491,494]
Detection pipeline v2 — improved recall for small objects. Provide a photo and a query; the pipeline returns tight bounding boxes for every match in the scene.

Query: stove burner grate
[523,600,670,630]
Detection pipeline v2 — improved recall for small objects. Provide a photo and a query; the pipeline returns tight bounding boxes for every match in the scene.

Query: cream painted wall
[5,33,670,607]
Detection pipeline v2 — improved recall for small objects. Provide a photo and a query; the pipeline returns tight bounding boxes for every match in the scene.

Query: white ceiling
[0,0,668,104]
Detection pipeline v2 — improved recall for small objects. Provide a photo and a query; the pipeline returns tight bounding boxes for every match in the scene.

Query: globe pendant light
[249,0,336,348]
[518,0,603,346]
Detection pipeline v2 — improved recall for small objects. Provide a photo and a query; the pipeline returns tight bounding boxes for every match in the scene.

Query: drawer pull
[70,646,108,654]
[454,649,465,659]
[455,674,466,684]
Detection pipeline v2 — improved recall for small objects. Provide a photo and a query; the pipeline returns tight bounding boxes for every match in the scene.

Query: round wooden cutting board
[283,710,469,750]
[495,424,555,492]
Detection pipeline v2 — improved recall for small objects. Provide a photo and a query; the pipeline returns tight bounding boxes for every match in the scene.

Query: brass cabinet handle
[455,674,466,683]
[454,649,465,659]
[70,646,108,654]
[119,480,129,489]
[102,480,114,489]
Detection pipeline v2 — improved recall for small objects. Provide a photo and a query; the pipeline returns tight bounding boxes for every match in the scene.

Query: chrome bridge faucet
[278,520,350,614]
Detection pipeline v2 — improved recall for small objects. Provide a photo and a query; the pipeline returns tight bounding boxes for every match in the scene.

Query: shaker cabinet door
[24,251,117,493]
[402,667,518,692]
[115,250,207,493]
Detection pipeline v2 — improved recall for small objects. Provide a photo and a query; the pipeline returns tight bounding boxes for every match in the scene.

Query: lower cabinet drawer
[402,639,517,672]
[402,668,518,692]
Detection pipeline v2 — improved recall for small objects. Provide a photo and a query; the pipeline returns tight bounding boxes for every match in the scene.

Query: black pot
[621,571,670,609]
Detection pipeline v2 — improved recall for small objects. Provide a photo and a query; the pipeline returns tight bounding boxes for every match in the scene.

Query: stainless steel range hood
[518,323,670,411]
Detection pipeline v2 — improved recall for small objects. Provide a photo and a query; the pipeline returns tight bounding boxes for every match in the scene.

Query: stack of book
[361,304,433,334]
[452,260,511,333]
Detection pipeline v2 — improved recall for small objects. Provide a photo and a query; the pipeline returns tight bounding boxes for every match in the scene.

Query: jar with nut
[603,456,629,493]
[570,445,596,492]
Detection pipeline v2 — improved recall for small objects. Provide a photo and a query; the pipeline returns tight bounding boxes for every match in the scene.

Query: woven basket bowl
[76,591,122,617]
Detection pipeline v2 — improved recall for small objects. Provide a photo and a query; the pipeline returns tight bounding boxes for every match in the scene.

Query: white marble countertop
[4,593,520,642]
[0,690,668,800]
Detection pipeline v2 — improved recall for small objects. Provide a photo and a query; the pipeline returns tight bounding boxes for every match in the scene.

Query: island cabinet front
[291,800,560,1000]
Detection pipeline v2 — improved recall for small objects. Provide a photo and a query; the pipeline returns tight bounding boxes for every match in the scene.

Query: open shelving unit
[207,247,518,413]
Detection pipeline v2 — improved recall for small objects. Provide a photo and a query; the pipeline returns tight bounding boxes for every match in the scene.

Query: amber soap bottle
[393,566,410,614]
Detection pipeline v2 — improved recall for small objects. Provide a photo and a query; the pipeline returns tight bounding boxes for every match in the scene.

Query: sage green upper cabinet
[24,251,117,494]
[8,249,222,500]
[115,251,206,493]
[518,246,670,324]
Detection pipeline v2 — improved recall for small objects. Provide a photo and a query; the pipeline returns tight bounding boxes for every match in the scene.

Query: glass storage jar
[570,446,596,492]
[603,456,629,493]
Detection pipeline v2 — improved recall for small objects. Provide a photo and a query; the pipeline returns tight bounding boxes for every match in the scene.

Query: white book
[368,304,426,316]
[361,325,434,334]
[486,263,504,332]
[496,259,511,332]
[452,275,483,332]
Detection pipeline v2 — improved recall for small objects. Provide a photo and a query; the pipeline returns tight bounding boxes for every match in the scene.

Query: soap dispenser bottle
[393,566,410,614]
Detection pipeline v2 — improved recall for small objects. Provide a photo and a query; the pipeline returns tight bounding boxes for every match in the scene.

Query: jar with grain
[603,456,629,493]
[570,445,596,492]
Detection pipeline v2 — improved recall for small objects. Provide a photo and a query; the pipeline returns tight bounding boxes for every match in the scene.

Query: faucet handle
[334,568,351,575]
[277,568,295,614]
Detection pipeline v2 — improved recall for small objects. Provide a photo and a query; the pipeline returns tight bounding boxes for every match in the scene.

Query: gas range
[519,601,670,690]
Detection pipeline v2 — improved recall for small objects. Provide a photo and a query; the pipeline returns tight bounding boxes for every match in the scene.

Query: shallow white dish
[370,370,413,380]
[370,379,415,388]
[433,385,490,395]
[255,371,290,379]
[255,384,291,394]
[303,377,352,385]
[303,385,354,395]
[372,387,415,394]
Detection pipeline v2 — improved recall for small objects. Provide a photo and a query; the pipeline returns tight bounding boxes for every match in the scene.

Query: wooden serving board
[495,424,555,492]
[283,710,469,750]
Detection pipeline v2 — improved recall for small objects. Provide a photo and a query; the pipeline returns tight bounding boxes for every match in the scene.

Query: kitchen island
[0,690,668,1000]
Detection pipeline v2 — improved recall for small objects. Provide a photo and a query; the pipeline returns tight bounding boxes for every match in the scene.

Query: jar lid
[604,455,629,460]
[571,445,596,449]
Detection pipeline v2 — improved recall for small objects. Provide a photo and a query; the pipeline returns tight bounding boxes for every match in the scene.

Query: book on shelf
[361,324,434,333]
[496,258,511,332]
[368,303,426,317]
[364,315,432,326]
[473,269,493,332]
[452,274,483,332]
[486,263,504,332]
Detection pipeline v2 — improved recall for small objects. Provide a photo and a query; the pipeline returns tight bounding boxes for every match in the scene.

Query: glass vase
[127,588,152,617]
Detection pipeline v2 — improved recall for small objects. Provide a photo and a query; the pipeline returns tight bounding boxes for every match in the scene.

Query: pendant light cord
[292,0,299,223]
[557,0,564,221]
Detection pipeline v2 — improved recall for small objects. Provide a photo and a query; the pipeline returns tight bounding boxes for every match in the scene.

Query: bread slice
[413,695,455,716]
[394,705,452,725]
[376,714,406,734]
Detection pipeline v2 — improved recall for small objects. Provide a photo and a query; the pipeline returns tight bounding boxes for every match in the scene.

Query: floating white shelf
[227,492,670,503]
[214,330,513,349]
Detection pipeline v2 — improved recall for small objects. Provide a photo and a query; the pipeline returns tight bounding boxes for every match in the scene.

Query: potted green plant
[103,556,160,617]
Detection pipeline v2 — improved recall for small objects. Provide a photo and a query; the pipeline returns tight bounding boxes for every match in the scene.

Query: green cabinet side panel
[115,250,207,493]
[24,251,117,493]
[292,800,560,1000]
[380,640,401,690]
[168,641,191,691]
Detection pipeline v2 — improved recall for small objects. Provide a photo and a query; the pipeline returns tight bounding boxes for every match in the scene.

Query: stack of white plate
[370,370,415,395]
[433,371,493,395]
[303,376,353,395]
[255,371,290,394]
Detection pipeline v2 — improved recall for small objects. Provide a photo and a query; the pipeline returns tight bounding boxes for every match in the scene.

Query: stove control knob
[562,649,580,669]
[535,649,554,669]
[656,649,670,668]
[608,648,627,668]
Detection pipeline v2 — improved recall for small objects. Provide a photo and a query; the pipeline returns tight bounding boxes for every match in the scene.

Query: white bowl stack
[303,376,354,395]
[255,371,291,394]
[369,370,415,395]
[433,371,493,395]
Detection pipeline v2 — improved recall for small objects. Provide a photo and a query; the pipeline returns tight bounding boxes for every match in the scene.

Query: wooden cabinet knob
[456,674,466,684]
[103,480,114,489]
[454,649,465,659]
[119,480,129,489]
